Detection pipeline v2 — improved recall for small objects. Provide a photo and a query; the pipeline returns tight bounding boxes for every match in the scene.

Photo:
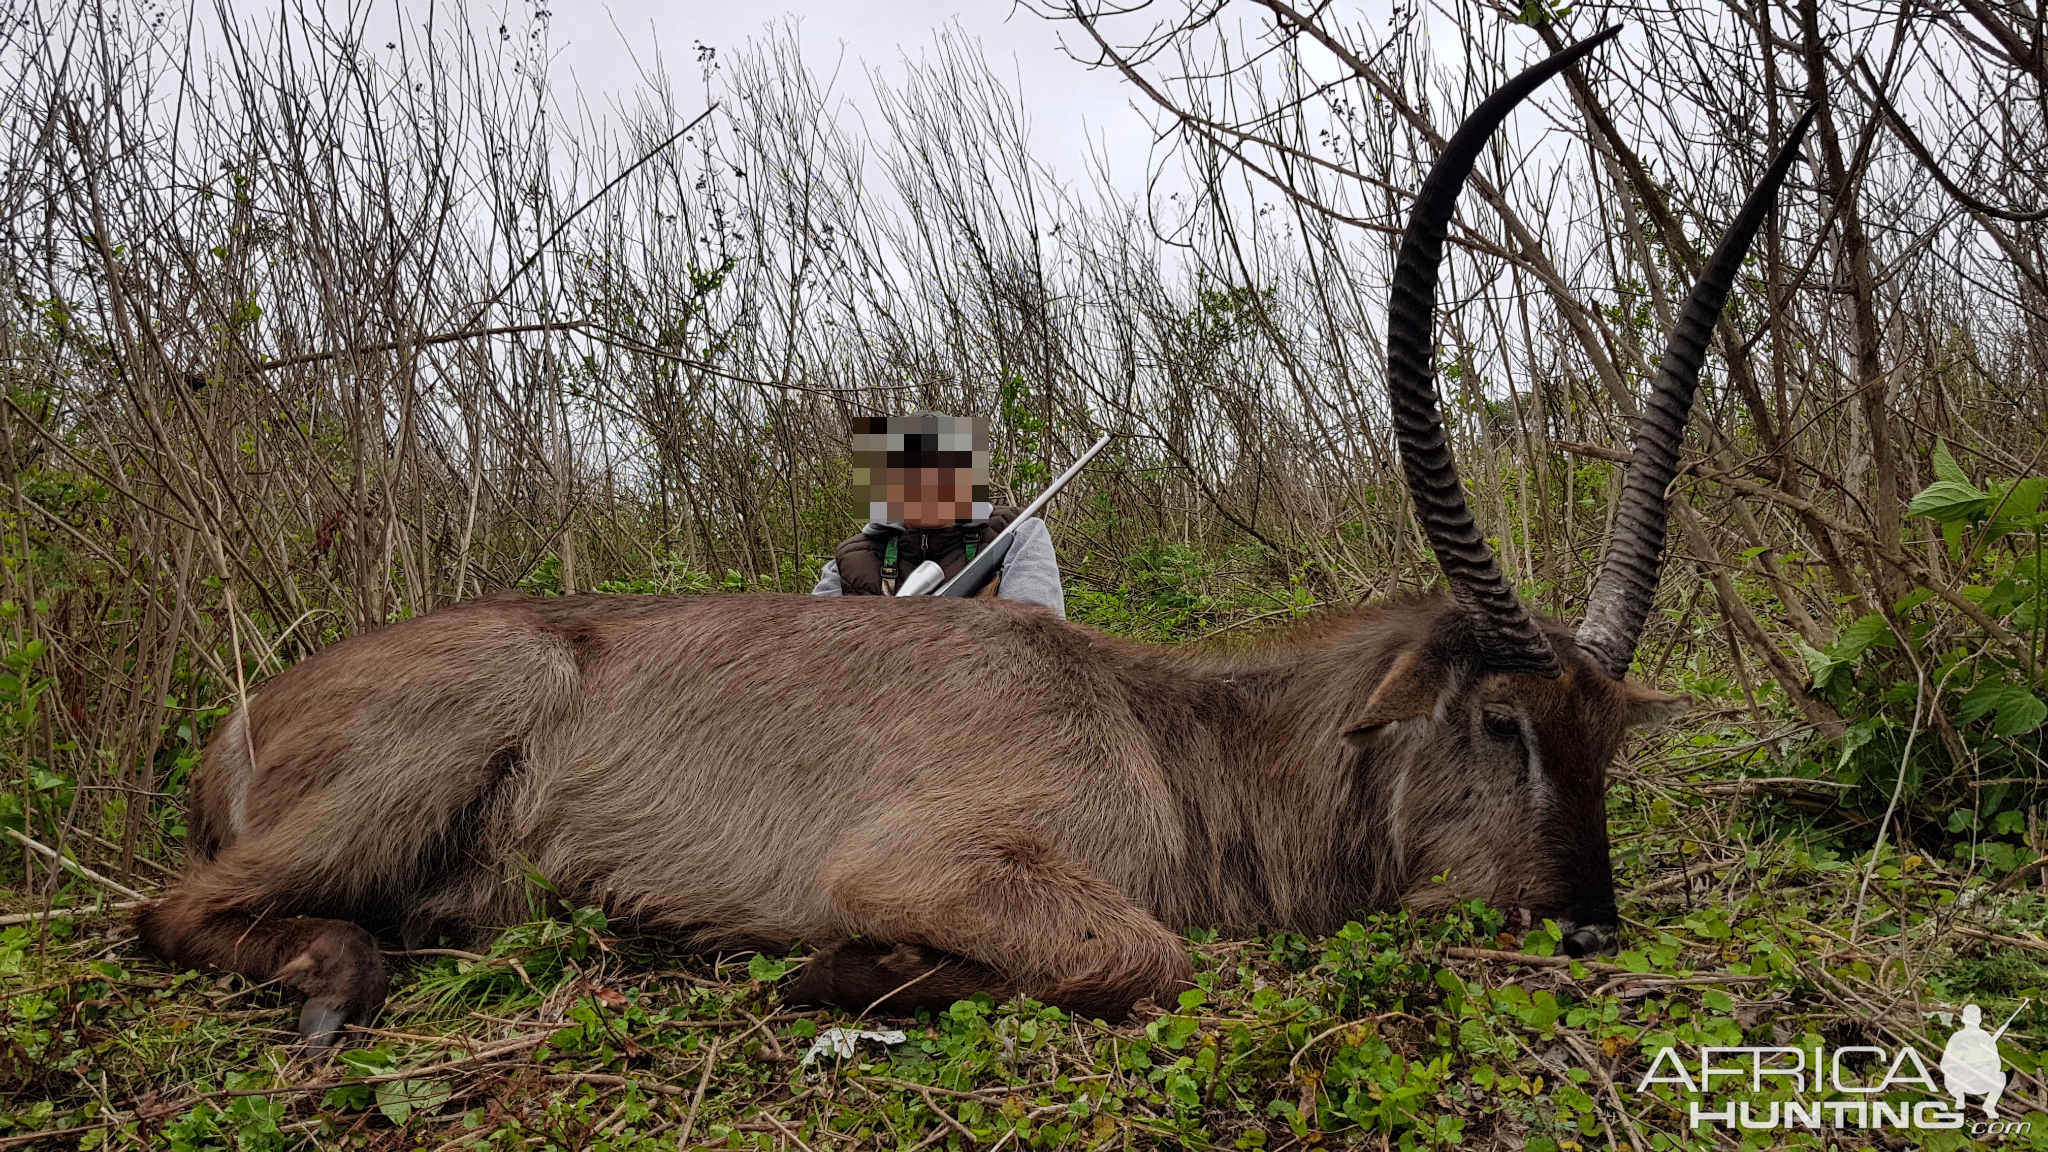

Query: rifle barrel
[927,432,1114,599]
[1992,998,2031,1042]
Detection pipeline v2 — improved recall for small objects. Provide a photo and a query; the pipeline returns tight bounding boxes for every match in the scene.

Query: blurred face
[849,414,990,527]
[888,466,974,528]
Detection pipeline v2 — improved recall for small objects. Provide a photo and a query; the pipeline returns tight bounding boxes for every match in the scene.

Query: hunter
[811,414,1065,616]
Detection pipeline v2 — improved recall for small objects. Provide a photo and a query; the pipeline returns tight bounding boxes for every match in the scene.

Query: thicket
[2,0,2047,1148]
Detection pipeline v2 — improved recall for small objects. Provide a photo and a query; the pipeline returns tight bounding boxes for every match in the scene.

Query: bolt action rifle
[894,432,1115,598]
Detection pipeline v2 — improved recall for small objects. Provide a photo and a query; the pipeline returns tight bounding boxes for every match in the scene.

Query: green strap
[883,538,898,568]
[964,541,977,562]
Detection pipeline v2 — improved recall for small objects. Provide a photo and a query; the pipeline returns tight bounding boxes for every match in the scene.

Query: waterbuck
[137,32,1812,1045]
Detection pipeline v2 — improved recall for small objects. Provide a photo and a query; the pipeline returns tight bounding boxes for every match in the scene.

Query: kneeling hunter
[811,413,1065,616]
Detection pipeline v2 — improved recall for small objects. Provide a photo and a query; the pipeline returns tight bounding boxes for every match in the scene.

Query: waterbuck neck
[1128,612,1424,933]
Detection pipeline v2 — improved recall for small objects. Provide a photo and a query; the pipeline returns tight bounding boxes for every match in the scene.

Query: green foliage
[1184,284,1274,362]
[1068,537,1319,643]
[1070,539,1214,640]
[1796,445,2048,851]
[0,629,50,733]
[592,554,717,596]
[1961,681,2048,737]
[518,554,564,596]
[410,901,613,1012]
[996,371,1053,493]
[1909,440,2048,565]
[1513,0,1574,28]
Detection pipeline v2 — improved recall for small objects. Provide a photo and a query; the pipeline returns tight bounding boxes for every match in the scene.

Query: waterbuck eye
[1481,708,1520,742]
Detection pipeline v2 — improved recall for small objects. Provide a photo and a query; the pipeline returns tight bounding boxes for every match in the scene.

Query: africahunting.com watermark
[1636,1000,2033,1135]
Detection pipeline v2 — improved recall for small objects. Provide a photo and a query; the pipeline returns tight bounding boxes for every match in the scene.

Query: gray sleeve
[993,518,1065,617]
[811,560,844,596]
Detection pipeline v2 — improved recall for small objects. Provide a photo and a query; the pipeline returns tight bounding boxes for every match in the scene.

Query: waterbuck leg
[136,898,386,1048]
[133,616,579,1047]
[135,850,389,1050]
[795,826,1193,1021]
[791,940,1006,1014]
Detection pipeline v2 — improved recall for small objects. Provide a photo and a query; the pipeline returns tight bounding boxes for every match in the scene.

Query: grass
[9,709,2048,1151]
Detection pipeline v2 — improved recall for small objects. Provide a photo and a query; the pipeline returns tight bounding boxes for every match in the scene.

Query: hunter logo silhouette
[1941,1001,2028,1118]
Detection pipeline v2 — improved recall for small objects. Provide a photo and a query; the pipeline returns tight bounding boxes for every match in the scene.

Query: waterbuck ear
[1342,648,1446,748]
[1622,681,1690,729]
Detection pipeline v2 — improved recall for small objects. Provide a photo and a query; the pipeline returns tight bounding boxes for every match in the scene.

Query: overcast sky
[498,0,1164,196]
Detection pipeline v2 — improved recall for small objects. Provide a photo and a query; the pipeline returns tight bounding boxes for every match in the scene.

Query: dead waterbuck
[137,33,1813,1045]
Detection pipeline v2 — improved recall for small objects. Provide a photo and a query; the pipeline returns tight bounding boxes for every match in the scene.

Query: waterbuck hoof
[1561,925,1618,959]
[278,919,389,1048]
[789,939,1002,1014]
[297,996,349,1051]
[787,940,934,1011]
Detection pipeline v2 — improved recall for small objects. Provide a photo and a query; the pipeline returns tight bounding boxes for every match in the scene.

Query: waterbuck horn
[1574,106,1818,680]
[1386,26,1620,677]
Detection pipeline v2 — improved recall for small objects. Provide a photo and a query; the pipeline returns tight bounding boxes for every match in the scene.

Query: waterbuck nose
[1561,925,1618,958]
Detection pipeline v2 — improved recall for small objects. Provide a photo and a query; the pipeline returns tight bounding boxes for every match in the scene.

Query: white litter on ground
[800,1027,909,1065]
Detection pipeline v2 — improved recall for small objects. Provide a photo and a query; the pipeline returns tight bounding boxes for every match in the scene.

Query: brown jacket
[833,507,1020,595]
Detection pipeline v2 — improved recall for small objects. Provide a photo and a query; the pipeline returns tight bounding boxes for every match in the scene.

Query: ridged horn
[1388,26,1621,676]
[1575,107,1817,680]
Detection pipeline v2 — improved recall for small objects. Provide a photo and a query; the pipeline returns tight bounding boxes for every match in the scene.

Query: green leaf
[375,1078,450,1124]
[1831,613,1896,660]
[1517,991,1561,1030]
[1993,476,2048,519]
[1685,908,1731,940]
[1996,693,2048,737]
[747,953,790,983]
[1961,682,2022,724]
[1908,480,1990,524]
[321,1084,376,1110]
[339,1046,395,1076]
[1959,683,2048,736]
[1797,639,1844,691]
[1837,718,1878,772]
[1931,438,1971,485]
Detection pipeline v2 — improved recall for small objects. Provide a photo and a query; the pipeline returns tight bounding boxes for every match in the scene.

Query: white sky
[492,0,1164,196]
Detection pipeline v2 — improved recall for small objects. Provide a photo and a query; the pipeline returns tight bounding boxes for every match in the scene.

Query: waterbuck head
[1370,30,1814,957]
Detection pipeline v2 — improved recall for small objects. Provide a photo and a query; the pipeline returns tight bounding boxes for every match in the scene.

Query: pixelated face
[850,414,992,527]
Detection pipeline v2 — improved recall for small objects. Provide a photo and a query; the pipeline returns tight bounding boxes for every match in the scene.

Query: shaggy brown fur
[135,590,1680,1043]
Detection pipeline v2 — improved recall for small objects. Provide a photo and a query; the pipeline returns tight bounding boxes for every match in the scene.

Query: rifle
[894,432,1114,598]
[1992,998,2032,1043]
